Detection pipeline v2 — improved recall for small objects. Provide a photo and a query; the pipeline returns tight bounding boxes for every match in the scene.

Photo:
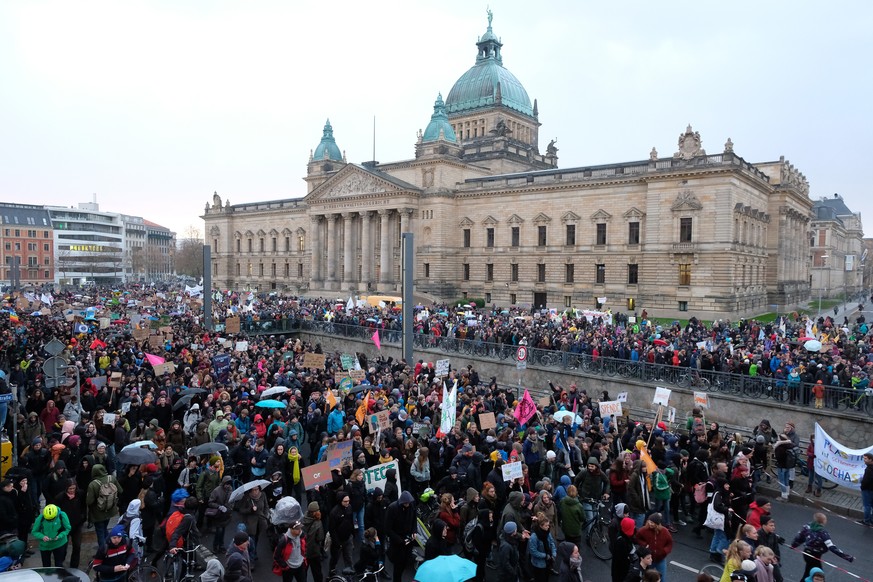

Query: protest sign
[328,439,354,470]
[478,412,496,430]
[302,352,326,369]
[302,461,333,490]
[340,354,356,371]
[668,407,676,423]
[501,461,523,481]
[364,460,402,494]
[133,329,149,341]
[440,382,458,435]
[616,392,628,403]
[225,316,240,334]
[599,400,623,418]
[349,369,366,382]
[99,318,110,329]
[148,335,162,348]
[159,326,173,334]
[109,372,122,388]
[538,396,551,407]
[338,377,354,392]
[814,423,873,489]
[120,402,130,414]
[234,341,248,352]
[334,372,347,385]
[103,413,116,426]
[368,410,391,433]
[91,376,107,389]
[693,391,710,409]
[412,422,429,436]
[153,362,175,376]
[435,359,450,377]
[653,387,671,407]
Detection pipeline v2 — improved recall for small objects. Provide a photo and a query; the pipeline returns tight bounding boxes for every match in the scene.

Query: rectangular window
[537,263,546,282]
[271,263,276,277]
[27,230,36,237]
[537,225,547,246]
[236,263,241,276]
[565,263,574,283]
[596,223,607,245]
[463,229,471,248]
[44,270,49,279]
[259,238,265,252]
[28,257,37,267]
[44,243,49,251]
[463,263,470,280]
[284,263,290,277]
[285,237,290,251]
[509,293,517,305]
[564,295,572,308]
[424,263,430,278]
[678,301,688,312]
[486,263,494,281]
[511,226,520,247]
[486,228,495,248]
[680,217,693,242]
[272,238,277,252]
[44,257,49,265]
[627,264,639,285]
[259,263,264,276]
[14,243,20,251]
[679,263,691,286]
[298,263,304,278]
[565,224,576,246]
[44,231,49,238]
[595,263,605,284]
[485,292,491,303]
[236,239,241,253]
[27,243,36,251]
[3,243,9,251]
[14,230,19,237]
[247,239,252,253]
[628,221,640,245]
[510,264,518,282]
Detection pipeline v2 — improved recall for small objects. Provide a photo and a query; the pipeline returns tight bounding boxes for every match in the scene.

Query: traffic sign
[516,346,527,361]
[42,356,67,378]
[44,339,66,356]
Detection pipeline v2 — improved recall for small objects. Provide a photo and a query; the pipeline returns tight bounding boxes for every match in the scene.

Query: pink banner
[372,330,381,351]
[145,353,165,366]
[514,389,537,426]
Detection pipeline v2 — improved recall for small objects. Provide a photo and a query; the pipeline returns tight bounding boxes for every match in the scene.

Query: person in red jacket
[634,513,673,582]
[272,522,307,582]
[746,497,771,529]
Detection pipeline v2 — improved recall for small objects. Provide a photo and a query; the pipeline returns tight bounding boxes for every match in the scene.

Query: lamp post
[818,254,828,316]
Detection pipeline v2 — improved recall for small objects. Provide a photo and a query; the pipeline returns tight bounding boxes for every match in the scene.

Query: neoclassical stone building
[203,14,815,319]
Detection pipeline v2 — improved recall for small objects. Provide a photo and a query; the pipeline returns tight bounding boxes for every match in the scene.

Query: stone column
[326,214,337,282]
[360,211,373,285]
[342,212,355,283]
[379,209,392,284]
[400,208,412,234]
[309,216,322,282]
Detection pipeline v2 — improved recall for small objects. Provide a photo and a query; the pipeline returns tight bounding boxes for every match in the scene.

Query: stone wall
[300,330,873,447]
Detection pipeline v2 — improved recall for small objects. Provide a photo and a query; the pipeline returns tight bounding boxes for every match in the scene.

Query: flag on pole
[439,380,457,436]
[73,323,89,334]
[372,330,381,351]
[145,353,166,367]
[356,391,370,426]
[326,389,337,411]
[90,339,107,350]
[514,389,537,426]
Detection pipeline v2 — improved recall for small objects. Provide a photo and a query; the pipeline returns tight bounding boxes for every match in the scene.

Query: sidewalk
[756,475,865,520]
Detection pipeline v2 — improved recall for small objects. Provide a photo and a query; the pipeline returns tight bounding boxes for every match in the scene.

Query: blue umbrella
[255,399,287,408]
[413,554,476,582]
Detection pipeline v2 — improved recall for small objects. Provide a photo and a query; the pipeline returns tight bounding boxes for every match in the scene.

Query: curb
[755,482,864,520]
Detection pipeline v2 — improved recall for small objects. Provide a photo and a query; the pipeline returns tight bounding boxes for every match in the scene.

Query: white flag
[440,380,458,435]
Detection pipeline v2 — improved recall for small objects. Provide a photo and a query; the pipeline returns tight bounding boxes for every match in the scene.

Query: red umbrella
[653,339,668,346]
[799,336,814,342]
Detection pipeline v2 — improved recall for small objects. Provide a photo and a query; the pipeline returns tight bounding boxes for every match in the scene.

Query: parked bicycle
[327,564,385,582]
[580,498,612,560]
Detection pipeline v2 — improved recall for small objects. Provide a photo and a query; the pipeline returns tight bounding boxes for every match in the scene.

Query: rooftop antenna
[373,115,376,163]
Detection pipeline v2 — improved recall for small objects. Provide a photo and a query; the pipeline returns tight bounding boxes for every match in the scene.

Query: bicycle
[580,498,612,560]
[836,388,872,412]
[767,448,837,491]
[327,564,385,582]
[698,562,723,581]
[678,369,710,389]
[162,544,203,582]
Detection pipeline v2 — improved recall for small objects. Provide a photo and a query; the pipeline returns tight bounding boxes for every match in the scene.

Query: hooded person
[384,491,417,582]
[423,517,452,561]
[328,492,355,576]
[557,540,584,582]
[200,558,225,582]
[86,464,123,550]
[611,517,636,582]
[365,487,390,542]
[383,467,399,503]
[92,524,135,582]
[206,476,233,554]
[804,567,826,582]
[303,501,326,582]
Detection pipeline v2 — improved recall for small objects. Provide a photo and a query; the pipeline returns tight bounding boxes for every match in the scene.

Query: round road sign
[516,346,527,361]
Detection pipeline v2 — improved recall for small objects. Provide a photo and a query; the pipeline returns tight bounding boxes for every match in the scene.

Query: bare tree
[176,225,204,279]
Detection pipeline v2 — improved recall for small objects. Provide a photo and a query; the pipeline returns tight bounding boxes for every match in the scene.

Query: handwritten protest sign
[103,413,116,426]
[653,387,671,407]
[225,316,240,334]
[368,410,391,433]
[412,422,429,436]
[302,352,326,369]
[234,341,248,352]
[616,392,628,403]
[364,460,402,494]
[538,396,551,407]
[109,372,122,388]
[133,329,149,341]
[693,391,710,409]
[501,461,523,481]
[327,440,354,471]
[340,354,356,371]
[302,461,333,490]
[478,412,496,430]
[349,369,366,382]
[435,359,450,377]
[153,362,175,376]
[599,400,623,418]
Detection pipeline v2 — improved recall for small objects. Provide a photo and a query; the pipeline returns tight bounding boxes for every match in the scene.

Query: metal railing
[235,318,873,418]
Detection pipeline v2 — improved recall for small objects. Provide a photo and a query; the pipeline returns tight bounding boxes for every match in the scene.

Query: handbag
[703,500,724,530]
[204,507,220,518]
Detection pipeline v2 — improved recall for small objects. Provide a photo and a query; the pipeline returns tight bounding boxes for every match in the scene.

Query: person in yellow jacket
[30,504,71,567]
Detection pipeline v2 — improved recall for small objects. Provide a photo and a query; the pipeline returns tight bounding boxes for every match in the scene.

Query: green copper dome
[313,119,343,162]
[422,94,457,142]
[445,12,533,117]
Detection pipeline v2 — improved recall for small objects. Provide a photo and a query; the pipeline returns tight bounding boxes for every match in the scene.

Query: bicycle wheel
[129,565,161,582]
[587,521,611,560]
[698,563,723,581]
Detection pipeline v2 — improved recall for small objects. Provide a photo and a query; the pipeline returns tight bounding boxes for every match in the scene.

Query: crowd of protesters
[0,285,868,582]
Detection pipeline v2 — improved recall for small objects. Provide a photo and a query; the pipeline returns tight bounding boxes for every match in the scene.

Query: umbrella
[799,336,815,342]
[188,442,229,457]
[255,399,287,408]
[349,384,369,395]
[180,387,207,396]
[122,440,157,451]
[653,339,669,346]
[261,386,290,398]
[413,554,476,582]
[804,339,823,352]
[552,410,583,424]
[228,479,272,504]
[173,394,195,411]
[116,447,157,465]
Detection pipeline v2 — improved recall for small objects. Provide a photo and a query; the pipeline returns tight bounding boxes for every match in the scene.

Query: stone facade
[201,20,818,320]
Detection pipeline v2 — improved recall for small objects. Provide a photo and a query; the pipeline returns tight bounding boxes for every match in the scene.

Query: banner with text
[364,459,403,494]
[814,423,873,490]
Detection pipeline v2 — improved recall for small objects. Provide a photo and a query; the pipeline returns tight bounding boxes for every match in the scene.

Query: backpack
[272,534,290,575]
[96,479,118,513]
[654,472,671,494]
[785,447,797,469]
[462,518,479,556]
[164,511,185,548]
[693,482,707,504]
[692,417,705,438]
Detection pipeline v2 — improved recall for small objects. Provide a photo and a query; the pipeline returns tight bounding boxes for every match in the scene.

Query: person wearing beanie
[92,522,134,582]
[557,540,584,582]
[611,516,637,582]
[225,530,253,582]
[574,456,610,534]
[328,492,355,576]
[746,497,771,529]
[303,501,325,582]
[206,475,233,554]
[496,520,521,581]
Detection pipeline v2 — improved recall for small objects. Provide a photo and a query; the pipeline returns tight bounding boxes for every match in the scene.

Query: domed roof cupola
[445,10,533,117]
[312,119,343,162]
[421,94,457,143]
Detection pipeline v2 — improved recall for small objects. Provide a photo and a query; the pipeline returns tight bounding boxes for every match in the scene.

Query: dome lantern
[312,119,343,162]
[421,94,457,143]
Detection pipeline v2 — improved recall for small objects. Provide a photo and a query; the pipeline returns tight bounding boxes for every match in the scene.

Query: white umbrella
[261,386,290,398]
[123,440,157,451]
[804,339,823,352]
[228,479,272,504]
[552,410,583,424]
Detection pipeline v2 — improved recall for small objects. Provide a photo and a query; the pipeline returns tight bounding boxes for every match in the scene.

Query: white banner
[693,391,710,409]
[501,461,523,481]
[599,400,623,418]
[653,387,671,407]
[814,423,873,489]
[364,459,403,494]
[440,381,457,435]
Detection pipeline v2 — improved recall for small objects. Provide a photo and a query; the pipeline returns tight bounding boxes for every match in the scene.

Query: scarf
[288,451,301,485]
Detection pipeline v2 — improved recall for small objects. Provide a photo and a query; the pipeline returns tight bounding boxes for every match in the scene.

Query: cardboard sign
[653,387,671,407]
[538,396,551,408]
[340,354,356,371]
[501,461,523,481]
[302,352,326,369]
[327,440,354,470]
[159,326,173,334]
[91,376,107,389]
[478,412,496,430]
[435,359,450,377]
[616,392,628,403]
[109,372,122,388]
[163,333,174,343]
[132,329,149,341]
[153,362,176,376]
[368,409,391,433]
[599,400,623,418]
[334,372,348,385]
[693,391,710,409]
[302,461,333,490]
[364,459,402,494]
[225,316,240,334]
[234,341,248,352]
[148,335,163,348]
[103,413,116,426]
[349,369,366,382]
[98,317,110,329]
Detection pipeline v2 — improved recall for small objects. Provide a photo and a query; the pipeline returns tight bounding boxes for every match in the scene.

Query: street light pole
[818,254,828,316]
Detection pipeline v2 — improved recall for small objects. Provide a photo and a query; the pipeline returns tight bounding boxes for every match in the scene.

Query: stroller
[267,496,304,548]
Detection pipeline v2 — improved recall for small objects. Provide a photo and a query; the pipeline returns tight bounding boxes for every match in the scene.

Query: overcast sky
[1,1,870,241]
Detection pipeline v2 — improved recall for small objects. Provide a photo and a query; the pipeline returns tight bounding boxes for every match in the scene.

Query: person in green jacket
[86,464,123,550]
[31,504,71,567]
[560,485,586,548]
[652,463,676,532]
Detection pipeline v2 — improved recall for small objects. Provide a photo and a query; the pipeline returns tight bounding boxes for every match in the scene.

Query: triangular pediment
[590,209,612,221]
[209,226,221,236]
[507,214,525,225]
[459,217,474,227]
[243,230,254,238]
[482,215,499,226]
[256,229,267,237]
[268,228,279,236]
[281,227,293,236]
[561,211,581,222]
[532,212,551,225]
[306,164,420,203]
[624,207,645,219]
[672,189,703,211]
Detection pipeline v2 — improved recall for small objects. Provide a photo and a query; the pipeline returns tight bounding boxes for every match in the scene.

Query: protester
[790,512,854,581]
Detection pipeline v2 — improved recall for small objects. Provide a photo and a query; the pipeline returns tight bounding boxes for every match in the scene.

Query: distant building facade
[0,204,54,287]
[144,220,175,281]
[810,194,865,299]
[202,14,853,319]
